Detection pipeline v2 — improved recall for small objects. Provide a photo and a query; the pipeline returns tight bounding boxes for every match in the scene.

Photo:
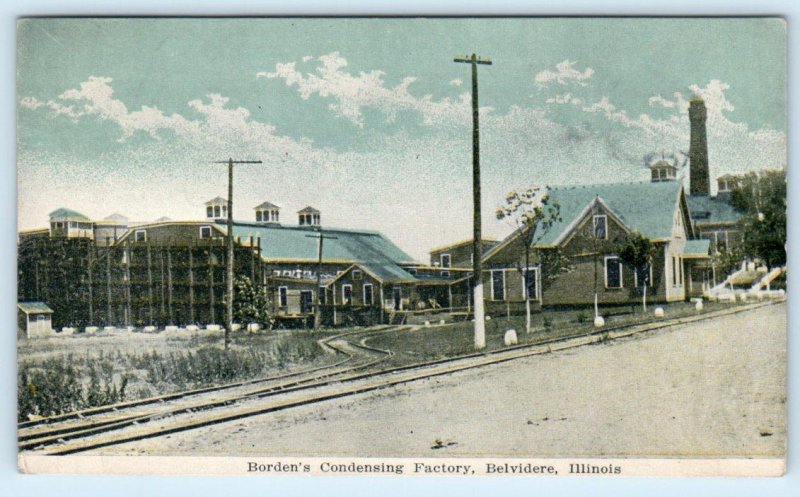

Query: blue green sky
[17,18,786,259]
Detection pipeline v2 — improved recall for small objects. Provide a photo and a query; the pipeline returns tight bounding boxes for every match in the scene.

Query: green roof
[536,180,683,246]
[226,222,415,265]
[686,195,742,225]
[48,208,90,221]
[359,262,417,282]
[17,302,53,314]
[684,239,711,256]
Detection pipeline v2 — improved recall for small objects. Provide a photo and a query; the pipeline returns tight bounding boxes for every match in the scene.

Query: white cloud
[19,97,44,110]
[257,51,486,128]
[18,74,785,259]
[545,93,582,106]
[534,60,594,88]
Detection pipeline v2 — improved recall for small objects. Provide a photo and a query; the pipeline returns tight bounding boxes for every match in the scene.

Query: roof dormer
[649,159,677,182]
[298,206,320,226]
[48,208,94,239]
[255,201,280,224]
[204,197,228,220]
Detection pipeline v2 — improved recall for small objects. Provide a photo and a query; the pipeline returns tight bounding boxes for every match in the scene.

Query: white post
[473,283,485,349]
[642,285,647,312]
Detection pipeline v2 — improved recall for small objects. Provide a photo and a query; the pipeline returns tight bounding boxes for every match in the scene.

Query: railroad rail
[19,301,777,455]
[18,325,400,451]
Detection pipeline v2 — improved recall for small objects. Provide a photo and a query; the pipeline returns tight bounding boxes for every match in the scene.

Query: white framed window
[353,269,363,280]
[134,229,147,242]
[199,226,212,239]
[342,284,353,305]
[206,206,214,218]
[634,261,653,287]
[593,214,608,240]
[440,270,450,277]
[440,253,451,268]
[363,284,374,305]
[278,286,288,307]
[604,256,622,288]
[300,290,314,313]
[522,266,539,301]
[256,210,263,222]
[490,270,506,301]
[214,205,221,218]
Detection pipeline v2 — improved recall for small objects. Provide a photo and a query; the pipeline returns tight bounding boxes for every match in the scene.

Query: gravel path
[99,303,786,457]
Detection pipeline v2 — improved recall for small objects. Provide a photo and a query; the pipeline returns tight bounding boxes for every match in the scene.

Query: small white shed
[17,302,54,338]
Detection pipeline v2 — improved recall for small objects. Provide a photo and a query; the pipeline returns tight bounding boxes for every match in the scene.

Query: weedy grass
[17,332,330,422]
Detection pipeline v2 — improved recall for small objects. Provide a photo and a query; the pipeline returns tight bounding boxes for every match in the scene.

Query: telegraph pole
[454,53,492,350]
[212,158,263,349]
[306,227,338,330]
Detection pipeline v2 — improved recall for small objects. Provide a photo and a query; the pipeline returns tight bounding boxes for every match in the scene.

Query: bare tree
[496,186,561,333]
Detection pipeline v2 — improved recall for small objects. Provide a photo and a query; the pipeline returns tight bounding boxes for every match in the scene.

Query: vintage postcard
[15,17,787,477]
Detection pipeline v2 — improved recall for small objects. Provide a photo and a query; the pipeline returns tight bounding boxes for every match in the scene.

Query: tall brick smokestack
[688,97,710,196]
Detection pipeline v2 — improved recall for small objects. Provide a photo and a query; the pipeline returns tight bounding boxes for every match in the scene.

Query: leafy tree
[729,169,786,267]
[228,275,272,329]
[617,232,656,312]
[496,185,561,333]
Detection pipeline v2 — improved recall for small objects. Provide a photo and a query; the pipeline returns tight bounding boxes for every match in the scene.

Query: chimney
[688,97,710,196]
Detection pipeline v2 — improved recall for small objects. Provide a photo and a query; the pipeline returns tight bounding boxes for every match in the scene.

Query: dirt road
[99,303,786,457]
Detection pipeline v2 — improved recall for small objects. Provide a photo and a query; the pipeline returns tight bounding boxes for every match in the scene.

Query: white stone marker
[504,329,518,346]
[654,307,665,318]
[594,316,605,327]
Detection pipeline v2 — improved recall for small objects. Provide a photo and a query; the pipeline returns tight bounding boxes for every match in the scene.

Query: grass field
[17,329,341,422]
[367,300,740,366]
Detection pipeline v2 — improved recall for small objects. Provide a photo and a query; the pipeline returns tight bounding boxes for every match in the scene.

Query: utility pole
[212,158,263,349]
[454,53,492,350]
[306,227,338,330]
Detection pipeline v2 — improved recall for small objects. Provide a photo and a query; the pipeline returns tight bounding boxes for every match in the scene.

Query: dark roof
[298,206,320,214]
[225,222,414,265]
[204,196,227,205]
[255,201,280,210]
[686,195,742,225]
[48,208,90,221]
[17,302,53,314]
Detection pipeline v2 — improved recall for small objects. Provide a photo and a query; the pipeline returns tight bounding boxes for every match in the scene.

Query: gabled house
[429,238,498,269]
[481,180,706,311]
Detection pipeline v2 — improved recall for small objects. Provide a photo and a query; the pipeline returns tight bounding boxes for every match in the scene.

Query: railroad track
[18,325,401,452]
[19,301,777,455]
